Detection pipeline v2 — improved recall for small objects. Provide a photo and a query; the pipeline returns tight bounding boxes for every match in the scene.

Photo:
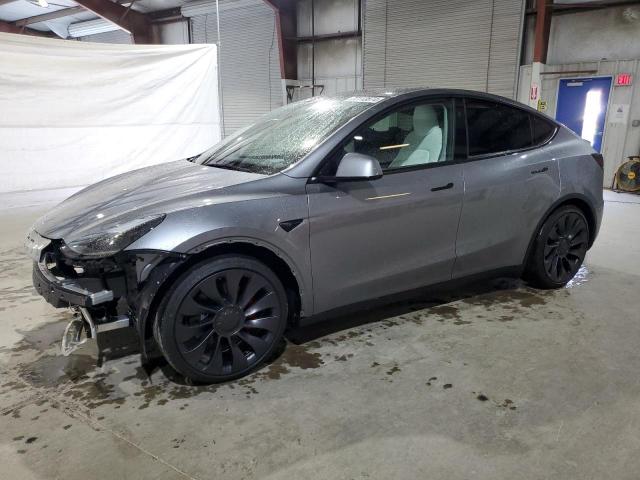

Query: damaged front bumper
[27,229,112,308]
[26,229,187,359]
[32,258,114,308]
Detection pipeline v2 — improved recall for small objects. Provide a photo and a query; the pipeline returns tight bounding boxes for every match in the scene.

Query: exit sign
[616,73,633,86]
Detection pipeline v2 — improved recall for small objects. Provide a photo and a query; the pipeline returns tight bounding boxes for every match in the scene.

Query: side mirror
[318,152,383,183]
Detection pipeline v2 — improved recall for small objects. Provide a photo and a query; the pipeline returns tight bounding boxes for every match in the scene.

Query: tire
[525,205,590,289]
[155,254,288,383]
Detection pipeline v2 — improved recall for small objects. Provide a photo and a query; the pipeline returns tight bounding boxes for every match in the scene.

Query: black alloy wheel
[543,211,589,283]
[526,205,590,289]
[156,255,288,383]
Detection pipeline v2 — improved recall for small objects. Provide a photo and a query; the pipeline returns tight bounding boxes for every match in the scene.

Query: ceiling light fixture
[37,0,49,7]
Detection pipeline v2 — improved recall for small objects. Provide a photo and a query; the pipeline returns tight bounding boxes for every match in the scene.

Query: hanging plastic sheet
[0,33,220,192]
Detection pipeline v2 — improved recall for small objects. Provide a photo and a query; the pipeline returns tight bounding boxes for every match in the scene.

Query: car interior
[320,102,453,176]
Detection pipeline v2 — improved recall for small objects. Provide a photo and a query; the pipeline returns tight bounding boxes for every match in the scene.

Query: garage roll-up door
[185,0,283,136]
[79,30,133,44]
[363,0,525,99]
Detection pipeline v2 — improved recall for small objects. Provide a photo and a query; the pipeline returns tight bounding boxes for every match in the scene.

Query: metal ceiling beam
[0,19,56,37]
[526,0,640,14]
[14,6,85,27]
[0,0,19,5]
[71,0,156,43]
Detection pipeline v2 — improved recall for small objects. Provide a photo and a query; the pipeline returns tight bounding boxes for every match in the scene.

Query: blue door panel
[556,76,611,152]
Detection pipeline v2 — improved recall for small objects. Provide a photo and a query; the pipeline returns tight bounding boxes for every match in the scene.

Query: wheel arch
[523,193,597,268]
[136,239,305,362]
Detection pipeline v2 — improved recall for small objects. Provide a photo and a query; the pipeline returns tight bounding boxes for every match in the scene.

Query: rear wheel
[155,255,288,383]
[525,206,590,289]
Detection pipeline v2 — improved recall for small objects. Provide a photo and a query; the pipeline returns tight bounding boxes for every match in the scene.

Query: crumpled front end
[26,228,185,358]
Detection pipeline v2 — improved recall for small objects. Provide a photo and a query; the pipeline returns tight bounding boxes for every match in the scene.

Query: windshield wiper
[207,163,250,173]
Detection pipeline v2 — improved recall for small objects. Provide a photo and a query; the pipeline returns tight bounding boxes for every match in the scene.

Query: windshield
[194,96,381,175]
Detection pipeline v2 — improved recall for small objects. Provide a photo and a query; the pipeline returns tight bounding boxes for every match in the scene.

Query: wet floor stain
[499,399,517,410]
[429,305,462,322]
[334,353,353,362]
[0,259,589,417]
[386,365,401,376]
[462,288,548,309]
[251,343,324,382]
[19,353,96,388]
[0,285,42,311]
[0,247,29,280]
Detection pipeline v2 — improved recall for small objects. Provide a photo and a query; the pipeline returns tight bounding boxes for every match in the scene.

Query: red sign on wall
[615,73,633,86]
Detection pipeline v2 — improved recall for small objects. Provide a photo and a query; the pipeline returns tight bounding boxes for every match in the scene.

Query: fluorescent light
[581,89,602,147]
[37,0,48,7]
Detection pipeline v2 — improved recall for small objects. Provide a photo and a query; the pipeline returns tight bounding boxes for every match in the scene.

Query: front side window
[466,99,532,156]
[326,99,454,174]
[195,96,379,175]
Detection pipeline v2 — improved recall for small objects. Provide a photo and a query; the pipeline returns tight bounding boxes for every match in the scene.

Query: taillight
[591,153,604,170]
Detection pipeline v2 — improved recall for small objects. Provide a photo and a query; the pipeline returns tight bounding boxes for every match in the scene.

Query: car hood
[33,160,266,241]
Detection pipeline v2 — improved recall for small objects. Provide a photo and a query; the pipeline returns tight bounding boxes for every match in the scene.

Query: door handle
[531,166,549,175]
[430,182,454,192]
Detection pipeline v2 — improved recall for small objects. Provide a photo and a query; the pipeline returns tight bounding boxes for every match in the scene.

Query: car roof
[328,87,520,105]
[326,87,555,123]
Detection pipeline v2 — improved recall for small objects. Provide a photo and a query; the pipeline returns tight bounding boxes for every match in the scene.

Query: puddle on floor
[1,267,592,413]
[565,265,591,288]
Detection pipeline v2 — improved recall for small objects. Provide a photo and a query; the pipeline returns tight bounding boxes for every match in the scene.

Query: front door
[306,98,465,314]
[556,76,612,152]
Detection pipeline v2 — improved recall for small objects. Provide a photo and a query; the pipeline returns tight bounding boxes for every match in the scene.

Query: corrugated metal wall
[362,0,525,99]
[190,1,283,136]
[78,30,133,44]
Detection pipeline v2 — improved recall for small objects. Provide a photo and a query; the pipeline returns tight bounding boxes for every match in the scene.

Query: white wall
[522,5,640,65]
[297,0,359,36]
[159,20,190,45]
[548,6,640,65]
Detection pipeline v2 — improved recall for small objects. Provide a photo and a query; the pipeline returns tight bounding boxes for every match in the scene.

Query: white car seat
[389,105,443,168]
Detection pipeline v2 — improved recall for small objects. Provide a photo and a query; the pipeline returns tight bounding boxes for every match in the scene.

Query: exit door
[556,76,612,152]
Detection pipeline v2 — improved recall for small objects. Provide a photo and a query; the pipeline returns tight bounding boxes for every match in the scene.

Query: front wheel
[525,206,590,289]
[155,255,288,383]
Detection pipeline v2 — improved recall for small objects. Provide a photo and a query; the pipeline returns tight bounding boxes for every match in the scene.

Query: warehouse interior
[1,0,640,479]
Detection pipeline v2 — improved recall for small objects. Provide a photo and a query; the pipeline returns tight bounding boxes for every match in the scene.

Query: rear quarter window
[532,115,557,145]
[466,99,532,156]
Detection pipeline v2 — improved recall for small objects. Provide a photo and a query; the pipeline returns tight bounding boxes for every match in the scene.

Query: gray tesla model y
[26,89,604,383]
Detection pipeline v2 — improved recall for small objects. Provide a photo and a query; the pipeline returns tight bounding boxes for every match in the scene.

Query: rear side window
[466,99,532,156]
[532,115,556,145]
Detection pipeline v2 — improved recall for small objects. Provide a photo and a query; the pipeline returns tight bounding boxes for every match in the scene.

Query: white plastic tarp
[0,33,220,193]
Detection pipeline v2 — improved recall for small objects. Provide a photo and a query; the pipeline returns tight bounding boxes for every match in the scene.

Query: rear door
[453,98,561,278]
[307,98,465,314]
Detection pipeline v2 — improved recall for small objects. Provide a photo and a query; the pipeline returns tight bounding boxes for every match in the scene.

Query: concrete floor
[1,190,639,480]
